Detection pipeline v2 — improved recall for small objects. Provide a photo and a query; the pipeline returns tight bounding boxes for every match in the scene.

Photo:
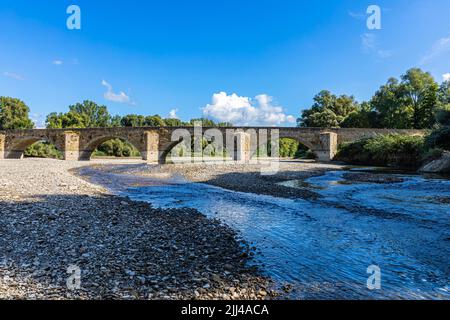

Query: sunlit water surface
[79,166,450,299]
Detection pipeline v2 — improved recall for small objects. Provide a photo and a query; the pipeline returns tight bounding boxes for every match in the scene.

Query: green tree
[400,68,439,129]
[110,115,122,127]
[46,111,86,128]
[0,97,34,129]
[68,100,111,127]
[297,90,358,127]
[435,105,450,126]
[164,118,184,127]
[341,102,380,128]
[120,114,146,127]
[144,115,165,126]
[46,100,111,128]
[370,77,409,128]
[438,81,450,107]
[303,109,340,128]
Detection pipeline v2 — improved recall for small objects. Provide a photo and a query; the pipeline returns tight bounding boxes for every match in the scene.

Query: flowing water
[78,165,450,300]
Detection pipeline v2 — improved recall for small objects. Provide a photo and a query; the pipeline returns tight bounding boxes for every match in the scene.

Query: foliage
[298,90,358,127]
[298,68,441,130]
[400,68,439,129]
[0,97,34,130]
[421,148,444,164]
[435,105,450,126]
[92,139,141,158]
[425,126,450,151]
[24,141,63,159]
[46,100,111,128]
[335,134,425,168]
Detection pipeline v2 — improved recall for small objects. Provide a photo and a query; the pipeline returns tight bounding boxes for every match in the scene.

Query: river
[78,165,450,300]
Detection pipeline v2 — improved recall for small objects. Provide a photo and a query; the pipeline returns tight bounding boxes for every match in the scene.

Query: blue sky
[1,0,450,127]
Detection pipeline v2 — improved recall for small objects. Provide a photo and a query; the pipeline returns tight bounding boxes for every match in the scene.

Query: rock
[419,151,450,173]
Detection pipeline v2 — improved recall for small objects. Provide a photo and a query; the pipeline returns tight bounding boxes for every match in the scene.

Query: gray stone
[419,151,450,173]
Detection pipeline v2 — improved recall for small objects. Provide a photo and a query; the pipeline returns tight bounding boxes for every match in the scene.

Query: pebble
[0,159,277,300]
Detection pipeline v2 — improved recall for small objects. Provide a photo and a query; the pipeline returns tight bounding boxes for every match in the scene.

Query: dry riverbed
[0,159,276,300]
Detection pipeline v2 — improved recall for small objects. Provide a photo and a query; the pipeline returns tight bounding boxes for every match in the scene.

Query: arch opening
[24,140,63,160]
[252,137,316,160]
[8,138,63,160]
[82,137,142,160]
[163,130,234,164]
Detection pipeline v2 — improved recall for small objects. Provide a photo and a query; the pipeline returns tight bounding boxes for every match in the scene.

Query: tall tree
[297,90,358,127]
[370,77,410,129]
[0,97,34,130]
[68,100,111,128]
[400,68,439,129]
[438,81,450,106]
[46,100,111,128]
[164,118,184,127]
[341,102,380,128]
[144,115,165,127]
[120,114,146,127]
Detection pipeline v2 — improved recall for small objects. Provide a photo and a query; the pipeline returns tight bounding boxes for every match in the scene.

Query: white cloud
[168,109,179,119]
[53,60,63,65]
[2,71,24,80]
[101,80,133,104]
[202,92,296,126]
[443,73,450,82]
[420,34,450,65]
[31,113,45,128]
[361,33,392,58]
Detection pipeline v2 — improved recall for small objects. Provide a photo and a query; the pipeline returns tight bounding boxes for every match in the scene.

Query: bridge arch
[160,129,193,164]
[79,135,143,160]
[5,136,63,159]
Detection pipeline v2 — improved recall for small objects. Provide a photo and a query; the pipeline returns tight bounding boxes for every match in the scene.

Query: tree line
[297,68,450,130]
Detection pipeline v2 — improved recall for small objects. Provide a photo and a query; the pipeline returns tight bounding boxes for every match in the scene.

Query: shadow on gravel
[195,171,322,200]
[0,194,274,300]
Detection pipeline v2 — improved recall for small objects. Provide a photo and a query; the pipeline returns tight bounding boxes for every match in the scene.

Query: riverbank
[87,160,345,200]
[0,159,275,299]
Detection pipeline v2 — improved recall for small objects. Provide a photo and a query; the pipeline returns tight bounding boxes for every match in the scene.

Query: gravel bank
[0,159,275,300]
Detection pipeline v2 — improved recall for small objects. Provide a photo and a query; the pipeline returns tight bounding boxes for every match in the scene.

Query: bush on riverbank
[335,134,425,168]
[425,126,450,151]
[24,141,63,159]
[92,139,141,158]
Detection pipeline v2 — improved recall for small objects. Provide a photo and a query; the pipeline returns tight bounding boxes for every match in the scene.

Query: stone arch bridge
[0,127,424,163]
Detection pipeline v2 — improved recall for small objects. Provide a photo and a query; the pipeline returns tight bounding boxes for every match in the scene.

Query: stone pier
[0,134,5,160]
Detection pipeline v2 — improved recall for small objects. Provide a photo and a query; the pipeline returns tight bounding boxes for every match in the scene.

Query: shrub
[435,105,450,126]
[335,138,372,164]
[421,148,444,164]
[93,139,141,158]
[425,126,450,151]
[335,134,425,168]
[24,141,63,159]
